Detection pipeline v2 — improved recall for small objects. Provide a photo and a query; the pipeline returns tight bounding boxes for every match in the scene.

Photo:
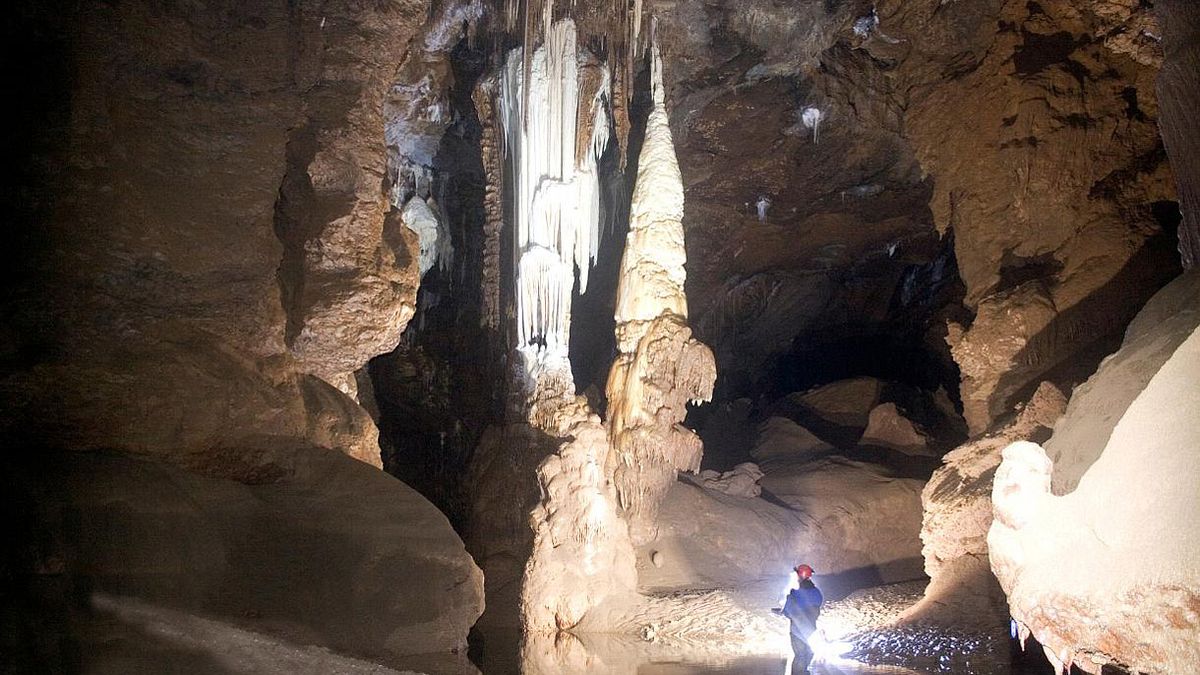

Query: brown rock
[14,445,483,670]
[861,402,932,455]
[902,381,1066,628]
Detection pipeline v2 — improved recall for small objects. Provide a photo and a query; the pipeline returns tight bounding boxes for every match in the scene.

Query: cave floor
[473,581,1054,675]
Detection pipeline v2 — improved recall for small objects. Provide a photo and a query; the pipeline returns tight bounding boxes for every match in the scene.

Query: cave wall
[2,0,427,469]
[1,0,486,668]
[641,0,1181,434]
[1156,0,1200,267]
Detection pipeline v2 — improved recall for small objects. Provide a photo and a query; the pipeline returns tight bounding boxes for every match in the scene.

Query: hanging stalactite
[498,18,611,379]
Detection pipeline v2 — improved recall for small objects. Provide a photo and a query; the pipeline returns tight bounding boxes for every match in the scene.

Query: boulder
[775,377,884,446]
[989,272,1200,674]
[697,462,765,498]
[637,455,925,595]
[7,445,484,672]
[761,457,926,587]
[860,402,932,456]
[749,416,834,463]
[1045,269,1200,492]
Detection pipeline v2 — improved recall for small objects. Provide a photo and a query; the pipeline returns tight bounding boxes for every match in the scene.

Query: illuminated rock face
[605,46,716,541]
[902,382,1065,628]
[988,273,1200,674]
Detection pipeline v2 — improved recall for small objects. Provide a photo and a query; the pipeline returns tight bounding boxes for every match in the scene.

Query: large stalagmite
[606,44,716,541]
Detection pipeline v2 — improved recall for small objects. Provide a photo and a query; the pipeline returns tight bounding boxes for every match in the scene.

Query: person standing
[782,563,823,673]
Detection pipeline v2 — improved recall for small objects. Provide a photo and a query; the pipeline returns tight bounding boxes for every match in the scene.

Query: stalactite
[499,18,611,379]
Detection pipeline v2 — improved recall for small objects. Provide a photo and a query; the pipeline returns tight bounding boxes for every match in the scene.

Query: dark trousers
[790,634,814,673]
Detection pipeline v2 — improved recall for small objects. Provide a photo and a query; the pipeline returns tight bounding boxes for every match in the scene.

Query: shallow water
[470,627,1055,675]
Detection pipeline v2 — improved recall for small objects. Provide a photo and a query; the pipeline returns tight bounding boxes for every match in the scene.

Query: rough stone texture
[7,445,483,672]
[2,0,430,465]
[989,286,1200,673]
[1156,0,1200,267]
[860,403,931,456]
[902,382,1066,629]
[522,414,639,633]
[275,0,428,388]
[696,462,765,499]
[889,0,1181,432]
[0,1,492,669]
[639,0,1181,432]
[606,47,717,544]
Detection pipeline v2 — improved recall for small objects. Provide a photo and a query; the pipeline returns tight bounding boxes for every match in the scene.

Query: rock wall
[1156,0,1200,267]
[988,272,1200,674]
[3,0,429,468]
[2,1,487,668]
[890,0,1181,433]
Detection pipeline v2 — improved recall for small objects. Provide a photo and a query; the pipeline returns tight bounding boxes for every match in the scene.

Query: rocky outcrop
[639,458,926,595]
[861,403,931,456]
[9,445,483,672]
[902,382,1066,628]
[1,1,491,669]
[749,417,834,463]
[989,273,1200,674]
[893,0,1181,432]
[2,0,431,465]
[1045,269,1200,492]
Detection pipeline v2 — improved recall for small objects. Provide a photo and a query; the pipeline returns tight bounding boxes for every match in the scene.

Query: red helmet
[794,564,813,580]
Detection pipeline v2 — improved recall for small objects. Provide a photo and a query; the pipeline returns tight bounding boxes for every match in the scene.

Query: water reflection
[469,628,1032,675]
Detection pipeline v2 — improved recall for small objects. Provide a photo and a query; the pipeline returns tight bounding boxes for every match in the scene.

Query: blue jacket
[782,580,823,639]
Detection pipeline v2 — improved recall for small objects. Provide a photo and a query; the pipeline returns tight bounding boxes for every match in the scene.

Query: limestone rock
[1046,269,1200,492]
[522,414,639,633]
[12,445,484,671]
[606,44,716,542]
[860,402,931,455]
[0,323,383,472]
[749,416,835,463]
[989,295,1200,673]
[902,382,1066,628]
[779,377,883,444]
[697,462,765,498]
[273,0,428,388]
[761,457,926,585]
[638,456,926,594]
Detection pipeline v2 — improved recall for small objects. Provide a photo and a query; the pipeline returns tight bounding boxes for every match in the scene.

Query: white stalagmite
[499,19,611,378]
[605,42,716,537]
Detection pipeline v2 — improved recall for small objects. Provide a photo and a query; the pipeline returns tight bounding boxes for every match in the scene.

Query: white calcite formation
[400,196,452,278]
[499,19,611,383]
[988,273,1200,674]
[605,44,716,541]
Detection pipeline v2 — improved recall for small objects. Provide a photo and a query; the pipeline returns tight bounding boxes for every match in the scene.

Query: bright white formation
[401,196,453,278]
[499,19,611,376]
